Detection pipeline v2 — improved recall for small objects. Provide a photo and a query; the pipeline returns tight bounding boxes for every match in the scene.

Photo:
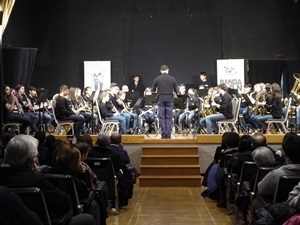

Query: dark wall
[3,0,300,97]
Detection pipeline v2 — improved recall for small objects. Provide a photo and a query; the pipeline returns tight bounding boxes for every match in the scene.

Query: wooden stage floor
[55,133,285,145]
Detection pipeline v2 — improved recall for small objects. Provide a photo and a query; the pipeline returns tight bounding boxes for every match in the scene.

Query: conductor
[151,65,179,139]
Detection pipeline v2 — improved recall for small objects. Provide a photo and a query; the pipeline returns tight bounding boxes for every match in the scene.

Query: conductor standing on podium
[151,65,179,139]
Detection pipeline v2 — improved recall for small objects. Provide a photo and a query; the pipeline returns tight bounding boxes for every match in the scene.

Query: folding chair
[52,100,74,135]
[95,100,119,135]
[218,98,241,134]
[266,97,292,134]
[85,157,119,214]
[10,187,72,225]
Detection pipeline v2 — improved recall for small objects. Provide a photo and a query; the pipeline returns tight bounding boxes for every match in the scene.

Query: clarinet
[24,92,36,114]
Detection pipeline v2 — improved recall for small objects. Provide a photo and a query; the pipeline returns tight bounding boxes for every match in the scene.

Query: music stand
[35,89,48,132]
[228,88,241,98]
[241,94,253,106]
[144,95,157,106]
[129,97,139,108]
[89,91,96,134]
[174,98,185,110]
[197,89,208,98]
[177,94,187,103]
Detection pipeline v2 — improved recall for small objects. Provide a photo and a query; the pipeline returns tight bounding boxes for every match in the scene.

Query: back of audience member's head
[110,133,122,145]
[55,144,83,174]
[34,131,46,145]
[220,132,232,150]
[252,146,275,167]
[252,134,267,149]
[96,132,110,148]
[223,132,240,149]
[282,135,300,164]
[80,134,94,148]
[4,134,38,167]
[1,132,14,148]
[74,142,90,157]
[44,135,56,147]
[238,135,253,153]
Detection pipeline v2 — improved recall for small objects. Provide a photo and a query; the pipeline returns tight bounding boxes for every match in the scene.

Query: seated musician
[54,85,85,135]
[173,84,188,130]
[118,90,138,132]
[98,91,127,134]
[82,86,99,130]
[199,83,233,134]
[109,83,132,133]
[254,83,283,133]
[141,87,156,132]
[69,87,92,133]
[15,84,39,134]
[248,83,265,131]
[2,85,32,134]
[27,86,54,132]
[178,88,201,130]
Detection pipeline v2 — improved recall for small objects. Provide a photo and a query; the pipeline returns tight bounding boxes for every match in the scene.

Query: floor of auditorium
[106,181,234,225]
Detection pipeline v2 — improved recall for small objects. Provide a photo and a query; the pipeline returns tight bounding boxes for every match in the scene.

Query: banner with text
[84,61,111,92]
[217,59,245,92]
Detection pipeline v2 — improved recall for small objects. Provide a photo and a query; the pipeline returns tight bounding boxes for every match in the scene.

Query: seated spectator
[0,134,95,225]
[226,134,254,175]
[88,132,121,173]
[257,135,300,205]
[47,143,101,225]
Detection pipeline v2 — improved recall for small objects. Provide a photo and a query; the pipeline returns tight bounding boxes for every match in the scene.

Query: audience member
[0,134,96,225]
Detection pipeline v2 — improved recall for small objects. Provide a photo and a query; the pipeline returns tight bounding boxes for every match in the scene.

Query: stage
[55,134,284,174]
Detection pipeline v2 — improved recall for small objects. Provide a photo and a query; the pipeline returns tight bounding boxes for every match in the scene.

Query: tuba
[291,73,300,102]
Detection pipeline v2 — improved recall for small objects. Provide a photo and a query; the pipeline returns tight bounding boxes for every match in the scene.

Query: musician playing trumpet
[2,85,33,134]
[14,84,39,134]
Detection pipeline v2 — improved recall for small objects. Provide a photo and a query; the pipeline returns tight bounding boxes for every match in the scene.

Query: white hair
[4,134,38,167]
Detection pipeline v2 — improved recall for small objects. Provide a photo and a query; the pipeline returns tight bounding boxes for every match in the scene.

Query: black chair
[273,175,300,203]
[44,174,94,216]
[85,157,119,214]
[10,187,72,225]
[233,161,257,224]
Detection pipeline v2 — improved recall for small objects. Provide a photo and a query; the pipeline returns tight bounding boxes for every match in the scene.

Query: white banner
[84,61,111,92]
[217,59,245,92]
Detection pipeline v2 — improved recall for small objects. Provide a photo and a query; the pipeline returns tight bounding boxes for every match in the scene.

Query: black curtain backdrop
[123,15,222,88]
[3,47,38,89]
[248,60,300,98]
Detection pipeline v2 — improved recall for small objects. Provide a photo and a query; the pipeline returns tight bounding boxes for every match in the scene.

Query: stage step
[139,175,202,187]
[141,155,199,165]
[139,146,202,187]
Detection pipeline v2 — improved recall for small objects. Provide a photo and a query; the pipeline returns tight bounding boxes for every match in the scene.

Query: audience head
[111,133,122,145]
[252,146,275,167]
[56,144,83,173]
[96,132,110,148]
[80,134,94,148]
[73,142,90,161]
[44,135,56,147]
[252,134,267,149]
[238,135,253,153]
[222,132,240,149]
[34,131,46,145]
[1,132,14,149]
[282,135,300,164]
[4,134,38,168]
